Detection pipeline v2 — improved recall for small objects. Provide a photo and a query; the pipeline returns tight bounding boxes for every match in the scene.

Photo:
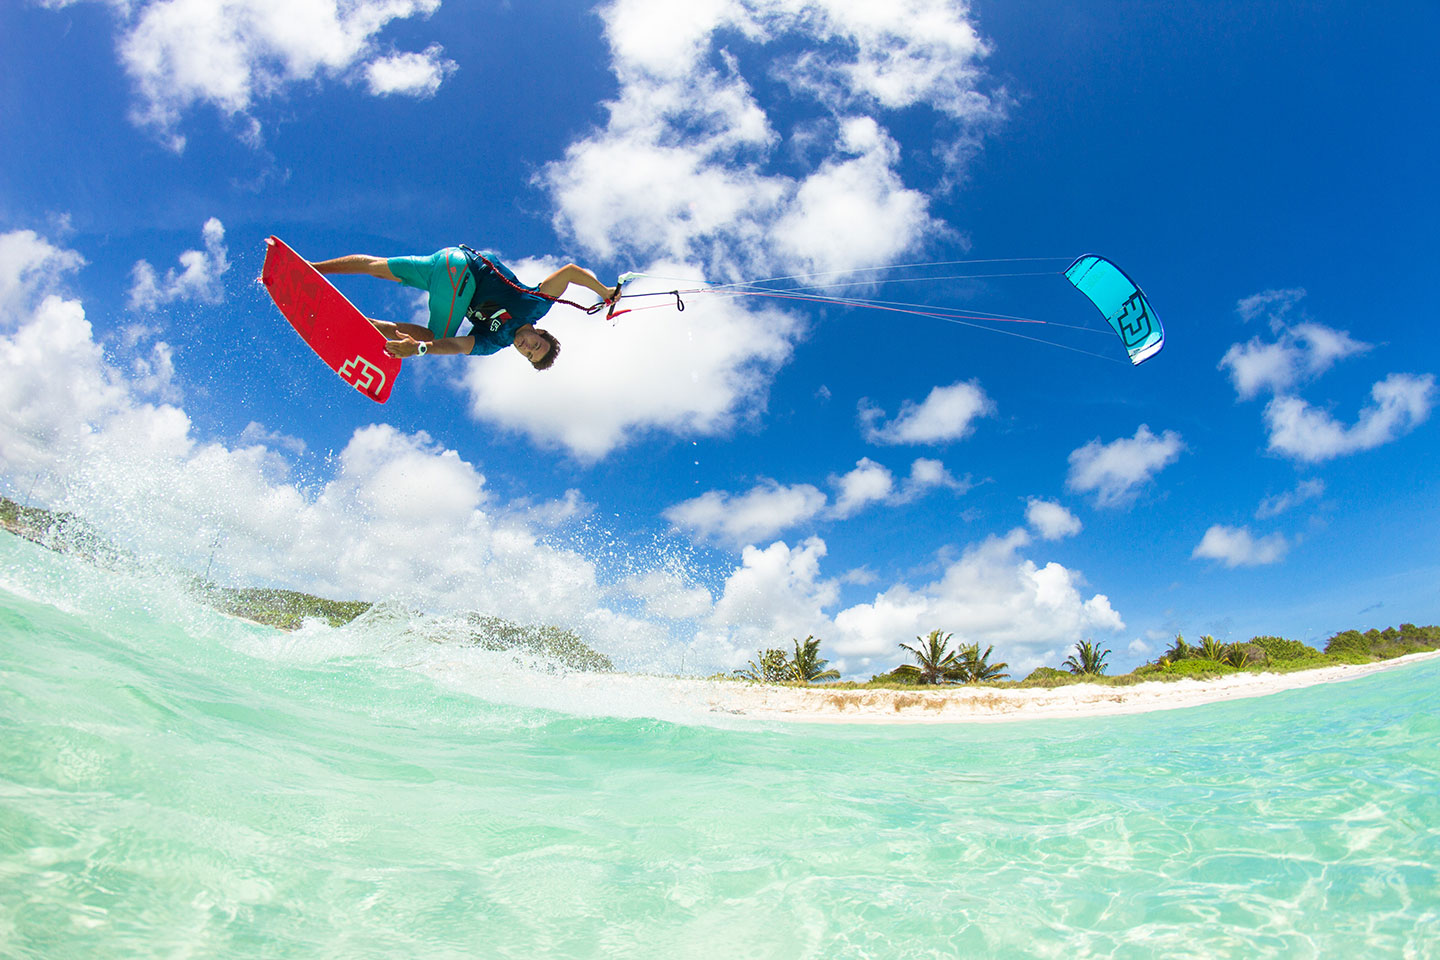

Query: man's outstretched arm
[311,255,399,282]
[366,318,434,341]
[536,264,617,302]
[385,335,474,358]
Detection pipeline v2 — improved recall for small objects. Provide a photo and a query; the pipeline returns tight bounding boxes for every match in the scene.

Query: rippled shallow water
[2,533,1439,958]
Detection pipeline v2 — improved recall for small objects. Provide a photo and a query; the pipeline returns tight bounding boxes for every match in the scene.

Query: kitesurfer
[309,247,619,370]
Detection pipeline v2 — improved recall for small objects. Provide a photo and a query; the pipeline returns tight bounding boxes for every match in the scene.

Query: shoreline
[704,649,1440,724]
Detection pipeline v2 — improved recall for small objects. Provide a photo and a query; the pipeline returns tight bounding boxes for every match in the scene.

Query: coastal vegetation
[869,630,1011,684]
[196,583,372,629]
[735,636,840,683]
[1,495,132,566]
[737,623,1440,691]
[1062,639,1109,676]
[463,615,614,672]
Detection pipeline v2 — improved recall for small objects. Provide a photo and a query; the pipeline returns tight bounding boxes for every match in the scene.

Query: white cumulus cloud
[0,230,87,319]
[1220,289,1432,464]
[663,480,828,549]
[1025,498,1081,540]
[364,43,456,96]
[828,456,966,518]
[696,536,840,669]
[860,379,993,445]
[1220,321,1369,400]
[62,0,452,149]
[1255,479,1323,519]
[769,117,933,278]
[543,0,1002,278]
[831,527,1123,675]
[1192,525,1289,568]
[770,0,996,118]
[1235,287,1306,323]
[668,456,967,547]
[1066,425,1184,508]
[829,457,894,519]
[1264,374,1435,463]
[128,217,230,310]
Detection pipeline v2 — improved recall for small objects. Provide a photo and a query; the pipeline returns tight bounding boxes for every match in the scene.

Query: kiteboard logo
[338,355,386,396]
[1113,292,1156,347]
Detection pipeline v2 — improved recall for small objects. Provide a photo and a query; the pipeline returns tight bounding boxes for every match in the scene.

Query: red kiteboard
[261,236,402,403]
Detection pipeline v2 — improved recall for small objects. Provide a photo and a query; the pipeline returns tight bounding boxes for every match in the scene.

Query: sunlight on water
[2,533,1439,959]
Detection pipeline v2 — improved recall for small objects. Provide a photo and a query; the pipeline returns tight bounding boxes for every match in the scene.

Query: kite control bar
[586,271,643,320]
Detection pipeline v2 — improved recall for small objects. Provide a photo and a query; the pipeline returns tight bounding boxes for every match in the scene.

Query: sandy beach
[703,649,1440,724]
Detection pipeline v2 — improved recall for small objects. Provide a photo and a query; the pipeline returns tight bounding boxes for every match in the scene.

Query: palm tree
[1062,639,1111,676]
[734,648,791,683]
[790,636,841,683]
[954,642,1010,682]
[1198,634,1226,662]
[1163,633,1191,663]
[898,629,959,685]
[1220,642,1256,668]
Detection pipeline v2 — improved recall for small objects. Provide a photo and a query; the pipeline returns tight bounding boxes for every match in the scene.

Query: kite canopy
[1064,255,1164,365]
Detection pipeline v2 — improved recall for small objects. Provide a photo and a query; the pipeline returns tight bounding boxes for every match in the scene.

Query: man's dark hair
[532,328,560,371]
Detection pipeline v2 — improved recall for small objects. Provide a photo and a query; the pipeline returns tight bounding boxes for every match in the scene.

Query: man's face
[514,326,550,364]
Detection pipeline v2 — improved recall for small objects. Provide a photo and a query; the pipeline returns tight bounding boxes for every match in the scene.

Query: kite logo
[338,355,386,396]
[1113,292,1156,348]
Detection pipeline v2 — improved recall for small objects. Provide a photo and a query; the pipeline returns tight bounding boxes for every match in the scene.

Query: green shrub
[1318,648,1376,666]
[869,667,923,685]
[1324,629,1369,655]
[1251,635,1320,661]
[1318,624,1440,660]
[1160,658,1234,677]
[1367,624,1440,660]
[1018,666,1081,687]
[1400,623,1440,644]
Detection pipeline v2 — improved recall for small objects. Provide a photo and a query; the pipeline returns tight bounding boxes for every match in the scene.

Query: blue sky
[1,0,1436,677]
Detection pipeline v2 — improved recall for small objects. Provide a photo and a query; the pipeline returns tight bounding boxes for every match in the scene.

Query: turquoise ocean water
[2,531,1438,959]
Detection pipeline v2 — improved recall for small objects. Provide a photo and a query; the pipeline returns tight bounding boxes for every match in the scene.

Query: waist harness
[458,245,536,326]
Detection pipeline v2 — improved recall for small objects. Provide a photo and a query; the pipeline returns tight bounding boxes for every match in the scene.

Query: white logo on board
[339,355,386,395]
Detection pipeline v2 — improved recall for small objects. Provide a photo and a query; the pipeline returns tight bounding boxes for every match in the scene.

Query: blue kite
[1064,255,1165,365]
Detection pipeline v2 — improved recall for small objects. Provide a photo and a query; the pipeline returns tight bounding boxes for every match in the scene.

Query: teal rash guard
[387,247,554,356]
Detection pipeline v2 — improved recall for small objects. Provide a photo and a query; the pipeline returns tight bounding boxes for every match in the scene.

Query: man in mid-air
[310,246,619,370]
